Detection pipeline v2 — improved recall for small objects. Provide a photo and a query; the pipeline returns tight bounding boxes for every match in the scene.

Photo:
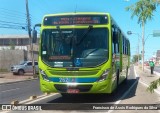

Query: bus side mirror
[32,24,41,43]
[32,30,37,43]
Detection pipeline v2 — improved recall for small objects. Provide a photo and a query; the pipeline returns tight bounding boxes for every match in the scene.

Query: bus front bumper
[40,79,112,94]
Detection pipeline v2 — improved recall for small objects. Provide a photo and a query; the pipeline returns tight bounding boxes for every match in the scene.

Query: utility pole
[138,39,139,64]
[142,21,145,71]
[26,0,31,42]
[127,31,140,66]
[137,41,139,63]
[26,0,35,76]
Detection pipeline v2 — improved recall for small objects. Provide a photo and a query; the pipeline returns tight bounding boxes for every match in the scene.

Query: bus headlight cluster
[98,69,110,82]
[40,69,50,82]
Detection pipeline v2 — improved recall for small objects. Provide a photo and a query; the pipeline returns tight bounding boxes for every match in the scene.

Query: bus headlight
[40,69,50,82]
[98,69,110,82]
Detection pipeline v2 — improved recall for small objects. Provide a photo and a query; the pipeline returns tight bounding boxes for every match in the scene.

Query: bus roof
[43,12,110,17]
[42,12,128,40]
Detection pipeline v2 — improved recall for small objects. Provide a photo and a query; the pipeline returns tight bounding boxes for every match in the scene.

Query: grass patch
[33,74,38,78]
[28,77,32,79]
[0,69,8,72]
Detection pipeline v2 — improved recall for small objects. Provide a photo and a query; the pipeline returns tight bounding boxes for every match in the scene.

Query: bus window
[113,31,120,53]
[112,29,119,54]
[123,36,125,54]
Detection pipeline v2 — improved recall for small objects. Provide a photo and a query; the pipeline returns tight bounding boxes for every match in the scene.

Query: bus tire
[111,69,119,95]
[116,69,119,91]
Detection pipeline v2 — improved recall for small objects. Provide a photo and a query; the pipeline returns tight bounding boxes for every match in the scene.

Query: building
[0,34,39,50]
[0,35,40,70]
[0,34,39,61]
[156,50,160,64]
[0,35,30,50]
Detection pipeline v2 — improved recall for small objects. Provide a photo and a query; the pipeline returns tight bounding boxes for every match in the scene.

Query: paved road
[1,66,160,113]
[154,66,160,73]
[34,66,136,104]
[2,66,138,113]
[0,79,43,104]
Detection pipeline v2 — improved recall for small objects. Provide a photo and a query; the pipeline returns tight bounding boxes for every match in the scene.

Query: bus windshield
[41,28,109,67]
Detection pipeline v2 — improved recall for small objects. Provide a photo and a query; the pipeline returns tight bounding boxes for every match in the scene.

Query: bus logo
[74,58,82,67]
[2,105,11,111]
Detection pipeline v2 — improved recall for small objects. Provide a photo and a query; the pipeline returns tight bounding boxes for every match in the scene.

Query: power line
[0,16,26,22]
[0,11,27,20]
[0,20,27,26]
[0,23,26,28]
[0,7,27,15]
[0,7,28,31]
[0,25,26,30]
[0,8,37,20]
[0,7,28,23]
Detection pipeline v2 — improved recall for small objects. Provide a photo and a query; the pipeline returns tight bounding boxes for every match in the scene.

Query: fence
[0,50,38,71]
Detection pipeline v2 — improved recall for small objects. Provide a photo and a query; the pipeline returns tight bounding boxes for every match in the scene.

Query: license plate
[67,89,80,93]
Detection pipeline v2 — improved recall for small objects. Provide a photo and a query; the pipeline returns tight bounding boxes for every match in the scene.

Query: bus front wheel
[116,69,119,91]
[111,70,119,95]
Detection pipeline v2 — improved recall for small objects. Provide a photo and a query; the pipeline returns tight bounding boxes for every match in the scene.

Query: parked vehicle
[11,61,38,75]
[144,61,149,66]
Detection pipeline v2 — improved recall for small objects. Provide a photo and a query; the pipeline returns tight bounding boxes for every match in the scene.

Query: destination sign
[43,15,108,25]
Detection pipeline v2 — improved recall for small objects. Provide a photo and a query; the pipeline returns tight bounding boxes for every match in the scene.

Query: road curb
[11,100,19,105]
[19,93,59,104]
[29,95,37,100]
[135,66,160,95]
[0,78,38,85]
[108,66,138,113]
[145,67,160,76]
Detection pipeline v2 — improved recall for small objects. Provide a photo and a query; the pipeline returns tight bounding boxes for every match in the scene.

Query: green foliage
[152,0,160,5]
[126,0,160,94]
[0,68,8,72]
[132,54,142,63]
[126,0,156,26]
[147,78,160,93]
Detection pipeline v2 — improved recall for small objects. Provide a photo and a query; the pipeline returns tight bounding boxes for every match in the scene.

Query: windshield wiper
[82,48,99,58]
[76,25,93,46]
[56,26,64,41]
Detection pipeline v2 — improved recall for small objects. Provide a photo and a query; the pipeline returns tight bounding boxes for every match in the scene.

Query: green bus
[32,12,130,95]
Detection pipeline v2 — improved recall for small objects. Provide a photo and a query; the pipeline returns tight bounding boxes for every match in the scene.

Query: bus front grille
[54,84,93,92]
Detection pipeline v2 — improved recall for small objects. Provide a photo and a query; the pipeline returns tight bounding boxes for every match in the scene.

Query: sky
[0,0,160,61]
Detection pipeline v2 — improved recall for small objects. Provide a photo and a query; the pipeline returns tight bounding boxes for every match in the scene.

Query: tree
[126,0,156,72]
[147,78,160,93]
[132,54,142,63]
[147,0,160,93]
[126,0,160,93]
[152,0,160,4]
